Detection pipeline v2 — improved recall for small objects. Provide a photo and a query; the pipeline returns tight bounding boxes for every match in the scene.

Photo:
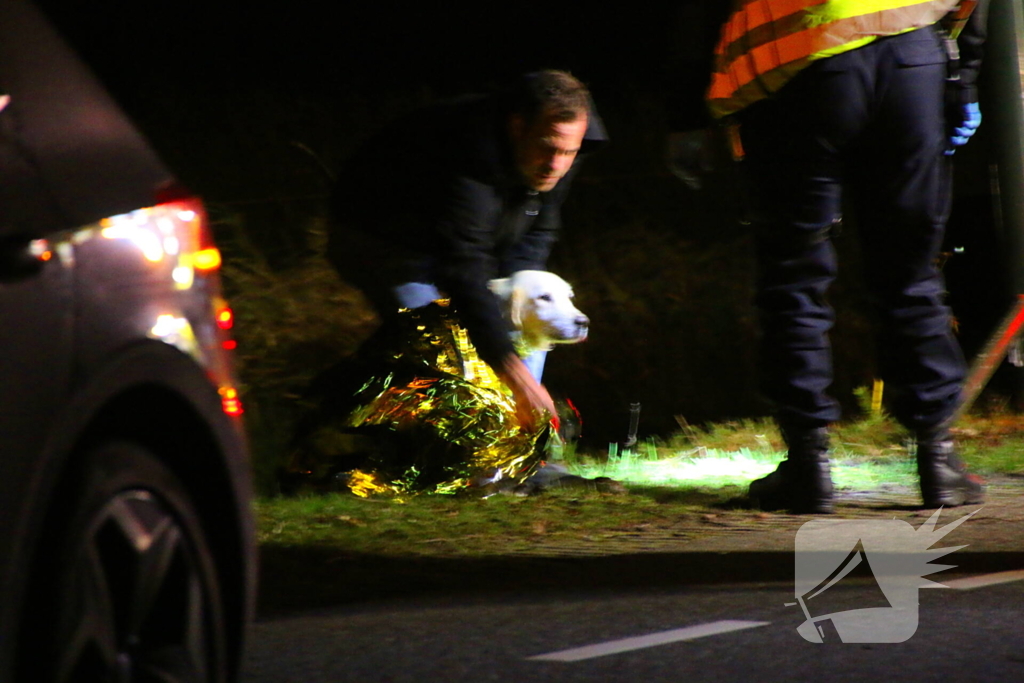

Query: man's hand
[946,102,982,155]
[497,354,557,432]
[666,129,712,189]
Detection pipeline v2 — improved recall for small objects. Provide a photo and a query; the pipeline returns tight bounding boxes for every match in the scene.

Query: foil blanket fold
[341,302,547,496]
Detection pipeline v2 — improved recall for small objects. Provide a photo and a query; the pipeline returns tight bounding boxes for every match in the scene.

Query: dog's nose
[575,315,589,335]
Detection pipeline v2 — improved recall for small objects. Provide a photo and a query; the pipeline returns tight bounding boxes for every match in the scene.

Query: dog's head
[489,270,589,355]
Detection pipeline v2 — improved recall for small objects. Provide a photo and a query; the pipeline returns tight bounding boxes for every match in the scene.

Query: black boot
[916,428,984,508]
[749,427,834,514]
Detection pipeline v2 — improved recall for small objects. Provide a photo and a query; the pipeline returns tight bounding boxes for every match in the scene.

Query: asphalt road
[243,570,1024,682]
[248,482,1024,681]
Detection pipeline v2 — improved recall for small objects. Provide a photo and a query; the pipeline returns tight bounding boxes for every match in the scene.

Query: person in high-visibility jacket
[670,1,990,513]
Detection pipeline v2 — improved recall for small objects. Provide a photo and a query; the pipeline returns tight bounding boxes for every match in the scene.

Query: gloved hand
[666,129,712,189]
[946,101,981,155]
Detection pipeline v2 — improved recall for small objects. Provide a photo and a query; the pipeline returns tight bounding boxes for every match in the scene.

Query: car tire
[27,440,229,683]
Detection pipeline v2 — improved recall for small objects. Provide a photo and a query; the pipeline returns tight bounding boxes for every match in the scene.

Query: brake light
[219,386,244,416]
[216,307,234,330]
[97,197,221,286]
[167,198,219,269]
[164,197,220,287]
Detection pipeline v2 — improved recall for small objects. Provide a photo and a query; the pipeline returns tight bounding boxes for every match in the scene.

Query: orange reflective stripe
[708,0,956,117]
[709,59,813,118]
[732,55,756,92]
[720,0,950,65]
[751,42,777,76]
[745,2,773,31]
[725,8,743,51]
[720,13,810,67]
[774,29,814,64]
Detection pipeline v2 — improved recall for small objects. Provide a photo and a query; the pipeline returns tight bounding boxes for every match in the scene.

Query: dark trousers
[738,26,966,432]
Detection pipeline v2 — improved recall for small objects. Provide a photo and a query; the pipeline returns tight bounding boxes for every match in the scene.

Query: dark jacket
[332,91,607,368]
[949,0,990,105]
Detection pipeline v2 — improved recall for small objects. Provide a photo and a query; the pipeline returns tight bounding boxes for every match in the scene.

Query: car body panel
[0,245,74,633]
[0,3,255,680]
[0,0,172,237]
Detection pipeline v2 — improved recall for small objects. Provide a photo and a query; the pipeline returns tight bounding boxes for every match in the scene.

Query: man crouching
[328,70,607,431]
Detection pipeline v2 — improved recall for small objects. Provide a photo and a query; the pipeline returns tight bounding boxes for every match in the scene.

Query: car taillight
[219,386,244,416]
[193,247,222,272]
[163,197,220,273]
[214,301,238,352]
[216,307,234,330]
[98,197,221,288]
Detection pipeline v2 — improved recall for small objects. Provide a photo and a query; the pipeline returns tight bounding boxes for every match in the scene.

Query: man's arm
[945,0,991,152]
[435,176,514,364]
[953,0,991,105]
[435,176,556,428]
[664,2,735,187]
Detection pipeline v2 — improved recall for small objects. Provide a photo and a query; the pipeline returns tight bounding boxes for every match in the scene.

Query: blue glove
[946,102,981,155]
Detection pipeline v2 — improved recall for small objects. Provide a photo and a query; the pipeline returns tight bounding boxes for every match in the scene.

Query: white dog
[488,270,589,358]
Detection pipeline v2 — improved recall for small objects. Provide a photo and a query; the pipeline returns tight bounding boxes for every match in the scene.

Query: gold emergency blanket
[341,301,547,496]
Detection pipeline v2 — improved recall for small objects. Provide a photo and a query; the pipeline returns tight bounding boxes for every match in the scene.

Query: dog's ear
[508,286,527,329]
[488,278,510,298]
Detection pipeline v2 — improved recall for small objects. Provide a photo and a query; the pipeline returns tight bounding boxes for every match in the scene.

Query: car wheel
[30,441,229,683]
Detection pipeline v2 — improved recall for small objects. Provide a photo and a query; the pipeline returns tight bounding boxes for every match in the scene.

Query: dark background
[36,1,1018,460]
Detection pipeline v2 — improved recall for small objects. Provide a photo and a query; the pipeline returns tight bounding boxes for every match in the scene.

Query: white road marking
[527,570,1021,664]
[943,569,1024,590]
[526,620,770,662]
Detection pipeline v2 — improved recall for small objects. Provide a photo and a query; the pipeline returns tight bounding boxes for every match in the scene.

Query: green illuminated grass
[565,444,917,492]
[256,413,1024,560]
[569,446,782,488]
[255,412,1024,612]
[562,410,1022,493]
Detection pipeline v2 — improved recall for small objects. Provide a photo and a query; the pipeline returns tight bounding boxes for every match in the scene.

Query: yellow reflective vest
[707,0,960,118]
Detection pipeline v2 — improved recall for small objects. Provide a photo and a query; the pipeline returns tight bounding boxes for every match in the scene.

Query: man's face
[509,111,588,192]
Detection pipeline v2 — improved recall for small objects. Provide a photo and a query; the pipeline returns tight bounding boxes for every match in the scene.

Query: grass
[255,411,1024,558]
[569,409,915,492]
[254,411,1024,611]
[257,488,728,557]
[570,444,917,492]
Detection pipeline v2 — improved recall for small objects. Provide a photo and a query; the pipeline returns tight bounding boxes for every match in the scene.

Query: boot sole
[921,489,985,508]
[921,493,983,509]
[749,490,834,514]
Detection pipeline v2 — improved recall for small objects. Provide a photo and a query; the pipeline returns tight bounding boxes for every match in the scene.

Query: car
[0,3,255,681]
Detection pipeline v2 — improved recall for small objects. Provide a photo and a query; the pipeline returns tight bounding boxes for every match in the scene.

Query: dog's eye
[538,294,553,302]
